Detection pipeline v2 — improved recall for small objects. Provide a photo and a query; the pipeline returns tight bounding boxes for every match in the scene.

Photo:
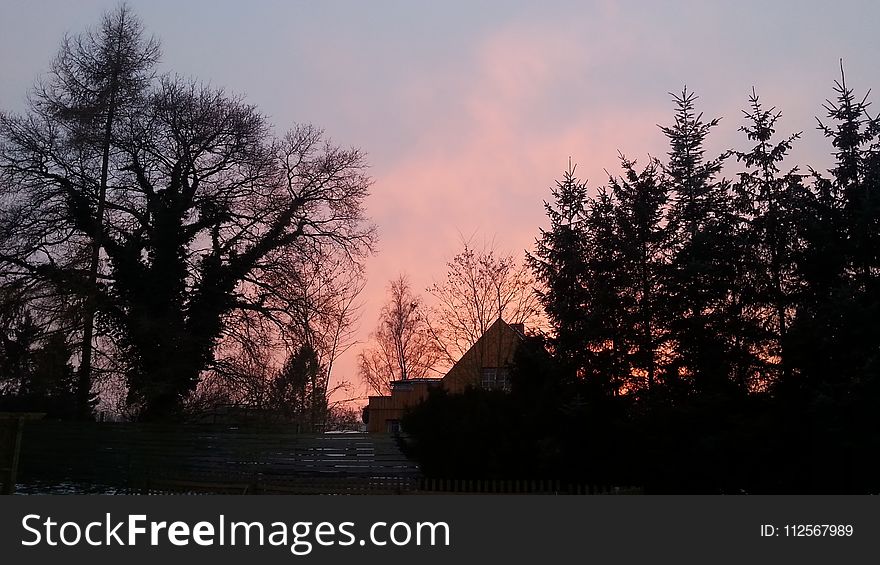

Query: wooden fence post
[0,418,22,494]
[1,413,42,495]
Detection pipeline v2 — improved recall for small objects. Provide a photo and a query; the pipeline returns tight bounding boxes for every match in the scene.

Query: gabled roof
[440,318,526,389]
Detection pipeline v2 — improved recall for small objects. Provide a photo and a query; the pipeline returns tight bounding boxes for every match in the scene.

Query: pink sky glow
[2,0,878,406]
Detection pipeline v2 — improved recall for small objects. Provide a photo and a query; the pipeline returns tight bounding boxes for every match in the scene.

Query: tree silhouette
[272,342,327,431]
[817,65,880,292]
[195,247,365,416]
[527,162,591,375]
[0,290,40,398]
[0,288,78,417]
[732,89,805,386]
[786,67,880,398]
[405,72,880,493]
[659,88,743,394]
[3,5,160,419]
[0,8,374,420]
[359,275,440,395]
[608,155,670,393]
[579,186,628,395]
[426,239,541,368]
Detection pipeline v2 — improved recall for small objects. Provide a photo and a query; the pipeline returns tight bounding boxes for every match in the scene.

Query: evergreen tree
[733,89,805,387]
[660,88,741,394]
[527,162,591,376]
[28,333,78,418]
[788,69,880,398]
[0,289,77,417]
[609,155,670,393]
[272,342,327,431]
[816,65,880,292]
[581,187,627,395]
[0,292,40,397]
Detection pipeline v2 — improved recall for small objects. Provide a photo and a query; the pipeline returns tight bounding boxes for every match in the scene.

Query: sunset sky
[2,0,879,402]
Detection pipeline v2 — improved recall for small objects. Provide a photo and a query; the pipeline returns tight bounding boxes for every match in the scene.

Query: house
[362,378,441,434]
[362,318,525,433]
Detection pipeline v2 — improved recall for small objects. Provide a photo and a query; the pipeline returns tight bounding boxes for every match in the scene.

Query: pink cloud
[289,5,846,408]
[331,19,671,404]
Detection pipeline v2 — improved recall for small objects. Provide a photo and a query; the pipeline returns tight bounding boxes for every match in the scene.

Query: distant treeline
[403,76,880,493]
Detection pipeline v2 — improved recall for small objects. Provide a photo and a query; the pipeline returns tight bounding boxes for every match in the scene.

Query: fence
[14,421,641,495]
[16,422,419,494]
[135,478,641,495]
[416,478,641,495]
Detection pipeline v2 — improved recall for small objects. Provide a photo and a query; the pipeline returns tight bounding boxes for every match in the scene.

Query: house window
[385,419,401,434]
[481,367,510,391]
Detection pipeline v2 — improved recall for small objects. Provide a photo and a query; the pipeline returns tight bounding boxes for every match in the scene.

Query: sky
[2,0,879,403]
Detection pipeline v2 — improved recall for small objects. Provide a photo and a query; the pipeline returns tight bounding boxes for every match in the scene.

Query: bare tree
[0,15,375,420]
[33,4,161,418]
[326,404,363,431]
[279,248,365,392]
[359,275,440,395]
[194,336,277,412]
[194,246,365,425]
[426,239,542,367]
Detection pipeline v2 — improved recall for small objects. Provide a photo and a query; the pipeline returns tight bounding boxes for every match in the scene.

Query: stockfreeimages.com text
[21,513,450,556]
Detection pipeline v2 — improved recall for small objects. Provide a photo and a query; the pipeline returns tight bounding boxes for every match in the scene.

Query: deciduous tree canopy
[0,6,374,420]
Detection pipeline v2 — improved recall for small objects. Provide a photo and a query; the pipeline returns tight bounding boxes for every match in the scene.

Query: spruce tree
[659,88,739,394]
[815,65,880,292]
[609,155,670,393]
[272,343,327,430]
[581,186,627,396]
[528,162,591,377]
[733,89,805,386]
[789,68,880,398]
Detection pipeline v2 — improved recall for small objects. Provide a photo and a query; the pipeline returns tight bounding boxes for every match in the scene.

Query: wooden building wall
[364,319,523,433]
